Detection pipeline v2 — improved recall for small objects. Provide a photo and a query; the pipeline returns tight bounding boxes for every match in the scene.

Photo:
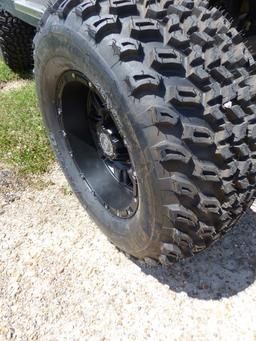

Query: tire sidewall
[34,23,162,258]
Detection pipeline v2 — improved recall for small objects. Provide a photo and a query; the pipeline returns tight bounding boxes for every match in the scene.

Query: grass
[0,60,19,83]
[0,60,54,175]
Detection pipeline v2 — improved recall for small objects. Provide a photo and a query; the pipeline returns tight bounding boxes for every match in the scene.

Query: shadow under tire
[0,10,35,72]
[34,0,256,265]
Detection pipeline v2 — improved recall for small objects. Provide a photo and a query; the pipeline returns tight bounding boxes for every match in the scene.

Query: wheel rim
[56,71,138,218]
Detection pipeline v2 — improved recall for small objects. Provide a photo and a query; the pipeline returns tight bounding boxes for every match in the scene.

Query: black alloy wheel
[56,71,139,219]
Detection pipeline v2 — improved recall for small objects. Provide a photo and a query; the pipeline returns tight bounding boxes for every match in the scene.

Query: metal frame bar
[0,0,45,27]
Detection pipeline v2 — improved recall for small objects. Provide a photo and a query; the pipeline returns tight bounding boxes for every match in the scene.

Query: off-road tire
[0,10,35,72]
[34,0,256,264]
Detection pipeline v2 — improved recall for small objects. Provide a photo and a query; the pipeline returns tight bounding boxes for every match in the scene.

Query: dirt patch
[0,166,25,210]
[0,164,53,212]
[0,80,28,93]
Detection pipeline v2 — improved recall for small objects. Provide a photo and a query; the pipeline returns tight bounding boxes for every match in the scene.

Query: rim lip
[55,70,139,219]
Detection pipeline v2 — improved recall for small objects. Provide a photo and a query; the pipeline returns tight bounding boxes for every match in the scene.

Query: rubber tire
[34,0,256,264]
[0,10,35,72]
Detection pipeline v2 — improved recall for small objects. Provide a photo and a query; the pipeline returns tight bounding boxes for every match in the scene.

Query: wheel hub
[97,126,118,159]
[99,131,115,158]
[97,125,128,161]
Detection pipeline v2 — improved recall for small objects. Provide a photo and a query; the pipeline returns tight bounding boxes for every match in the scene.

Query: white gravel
[0,164,256,340]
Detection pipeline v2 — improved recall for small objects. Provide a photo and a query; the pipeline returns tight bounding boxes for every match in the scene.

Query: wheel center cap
[99,132,114,157]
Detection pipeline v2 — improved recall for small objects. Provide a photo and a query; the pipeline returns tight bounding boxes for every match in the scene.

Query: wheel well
[210,0,256,35]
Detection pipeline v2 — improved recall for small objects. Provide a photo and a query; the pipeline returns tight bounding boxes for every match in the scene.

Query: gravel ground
[0,164,256,340]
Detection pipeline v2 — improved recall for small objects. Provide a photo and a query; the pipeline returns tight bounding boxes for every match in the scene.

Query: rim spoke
[118,169,124,183]
[106,160,133,189]
[112,160,130,170]
[86,89,93,115]
[122,170,128,185]
[88,85,137,205]
[127,168,137,196]
[87,90,104,123]
[90,92,108,119]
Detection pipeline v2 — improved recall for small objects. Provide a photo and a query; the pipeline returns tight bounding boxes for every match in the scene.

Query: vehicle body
[0,0,44,27]
[1,0,256,265]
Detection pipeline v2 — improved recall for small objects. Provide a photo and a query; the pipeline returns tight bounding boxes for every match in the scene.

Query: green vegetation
[0,60,19,83]
[0,60,53,174]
